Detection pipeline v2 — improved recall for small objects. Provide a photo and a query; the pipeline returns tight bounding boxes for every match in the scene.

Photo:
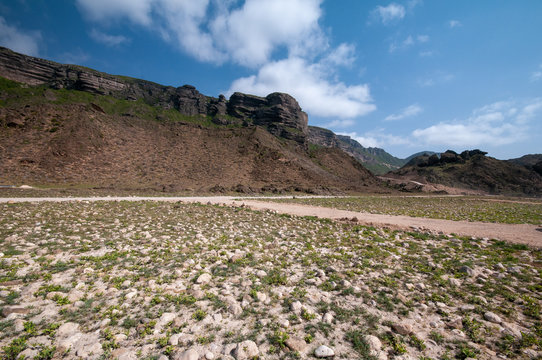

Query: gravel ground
[1,200,541,359]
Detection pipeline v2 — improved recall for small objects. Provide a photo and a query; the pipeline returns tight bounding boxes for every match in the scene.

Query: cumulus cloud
[209,0,324,67]
[228,57,375,119]
[0,16,41,56]
[412,99,542,147]
[449,20,462,28]
[385,104,423,121]
[89,29,129,46]
[75,0,374,121]
[372,3,406,25]
[76,0,324,67]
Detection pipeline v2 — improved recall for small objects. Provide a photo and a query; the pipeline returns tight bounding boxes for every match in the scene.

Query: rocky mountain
[307,126,432,175]
[387,150,542,196]
[0,47,382,193]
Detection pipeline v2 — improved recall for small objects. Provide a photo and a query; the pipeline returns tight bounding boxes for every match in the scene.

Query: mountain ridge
[0,47,383,193]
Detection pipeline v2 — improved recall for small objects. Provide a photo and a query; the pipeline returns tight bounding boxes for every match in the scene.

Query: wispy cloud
[412,99,542,147]
[340,130,411,148]
[372,3,406,25]
[0,16,41,56]
[389,34,429,53]
[531,64,542,82]
[449,20,462,28]
[89,29,129,47]
[385,104,423,121]
[417,72,454,87]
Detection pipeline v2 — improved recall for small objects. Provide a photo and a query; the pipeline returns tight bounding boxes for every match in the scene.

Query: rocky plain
[1,200,541,359]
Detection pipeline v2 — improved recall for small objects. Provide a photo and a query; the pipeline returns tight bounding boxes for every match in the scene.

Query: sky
[1,0,541,159]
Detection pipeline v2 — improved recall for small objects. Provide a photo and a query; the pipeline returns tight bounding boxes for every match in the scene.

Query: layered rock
[0,46,308,143]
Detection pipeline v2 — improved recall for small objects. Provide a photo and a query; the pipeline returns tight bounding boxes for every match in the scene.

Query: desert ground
[1,195,541,359]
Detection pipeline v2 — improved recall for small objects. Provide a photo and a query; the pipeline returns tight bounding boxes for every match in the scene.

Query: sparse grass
[263,195,542,224]
[0,200,540,359]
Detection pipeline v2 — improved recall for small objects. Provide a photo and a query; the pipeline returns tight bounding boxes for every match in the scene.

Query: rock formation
[0,46,309,144]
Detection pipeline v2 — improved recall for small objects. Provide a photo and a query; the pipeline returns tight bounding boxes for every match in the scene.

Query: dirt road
[1,196,541,247]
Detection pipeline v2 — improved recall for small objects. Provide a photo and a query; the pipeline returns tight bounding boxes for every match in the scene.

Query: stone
[447,317,463,329]
[366,335,382,352]
[256,270,267,278]
[56,322,80,338]
[392,322,413,335]
[314,345,335,358]
[484,311,502,324]
[175,348,199,360]
[290,300,302,313]
[459,266,476,277]
[234,340,259,360]
[285,336,307,352]
[196,272,212,284]
[2,306,30,317]
[322,312,333,324]
[205,352,215,360]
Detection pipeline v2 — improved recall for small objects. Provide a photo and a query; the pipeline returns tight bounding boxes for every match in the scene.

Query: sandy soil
[1,196,541,247]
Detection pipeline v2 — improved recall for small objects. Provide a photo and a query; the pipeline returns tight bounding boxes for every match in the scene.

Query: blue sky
[1,0,541,159]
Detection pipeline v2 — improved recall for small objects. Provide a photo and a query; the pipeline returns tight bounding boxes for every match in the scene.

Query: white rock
[205,352,215,359]
[366,335,382,352]
[314,345,335,358]
[256,270,267,278]
[176,348,199,360]
[196,273,212,284]
[322,312,333,324]
[234,340,259,360]
[484,311,502,324]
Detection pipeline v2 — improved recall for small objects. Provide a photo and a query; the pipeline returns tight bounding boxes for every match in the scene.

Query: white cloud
[76,0,324,67]
[340,130,411,148]
[389,34,428,53]
[76,0,373,121]
[210,0,324,67]
[324,119,355,128]
[417,72,454,87]
[228,56,375,119]
[449,20,462,28]
[89,29,129,47]
[412,99,542,147]
[0,16,41,56]
[531,64,542,82]
[417,35,429,43]
[322,43,356,67]
[76,0,154,26]
[373,3,405,25]
[385,104,423,121]
[419,50,434,57]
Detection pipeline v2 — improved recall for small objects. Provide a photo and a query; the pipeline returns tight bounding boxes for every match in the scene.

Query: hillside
[308,126,433,175]
[387,150,542,196]
[0,47,382,194]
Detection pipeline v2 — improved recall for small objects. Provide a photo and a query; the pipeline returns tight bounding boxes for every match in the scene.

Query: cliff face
[0,47,308,143]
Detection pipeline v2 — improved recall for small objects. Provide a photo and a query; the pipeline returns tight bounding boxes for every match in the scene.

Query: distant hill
[308,126,434,175]
[387,150,542,196]
[0,47,384,194]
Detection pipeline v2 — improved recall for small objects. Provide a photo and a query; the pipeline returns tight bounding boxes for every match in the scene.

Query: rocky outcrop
[228,92,308,142]
[0,46,308,143]
[308,127,339,147]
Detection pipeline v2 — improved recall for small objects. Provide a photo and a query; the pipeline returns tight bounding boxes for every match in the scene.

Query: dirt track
[1,196,541,247]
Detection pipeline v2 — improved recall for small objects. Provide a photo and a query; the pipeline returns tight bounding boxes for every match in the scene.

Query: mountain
[0,47,383,194]
[387,150,542,196]
[307,126,434,175]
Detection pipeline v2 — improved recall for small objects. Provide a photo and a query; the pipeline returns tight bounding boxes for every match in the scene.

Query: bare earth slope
[0,47,381,193]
